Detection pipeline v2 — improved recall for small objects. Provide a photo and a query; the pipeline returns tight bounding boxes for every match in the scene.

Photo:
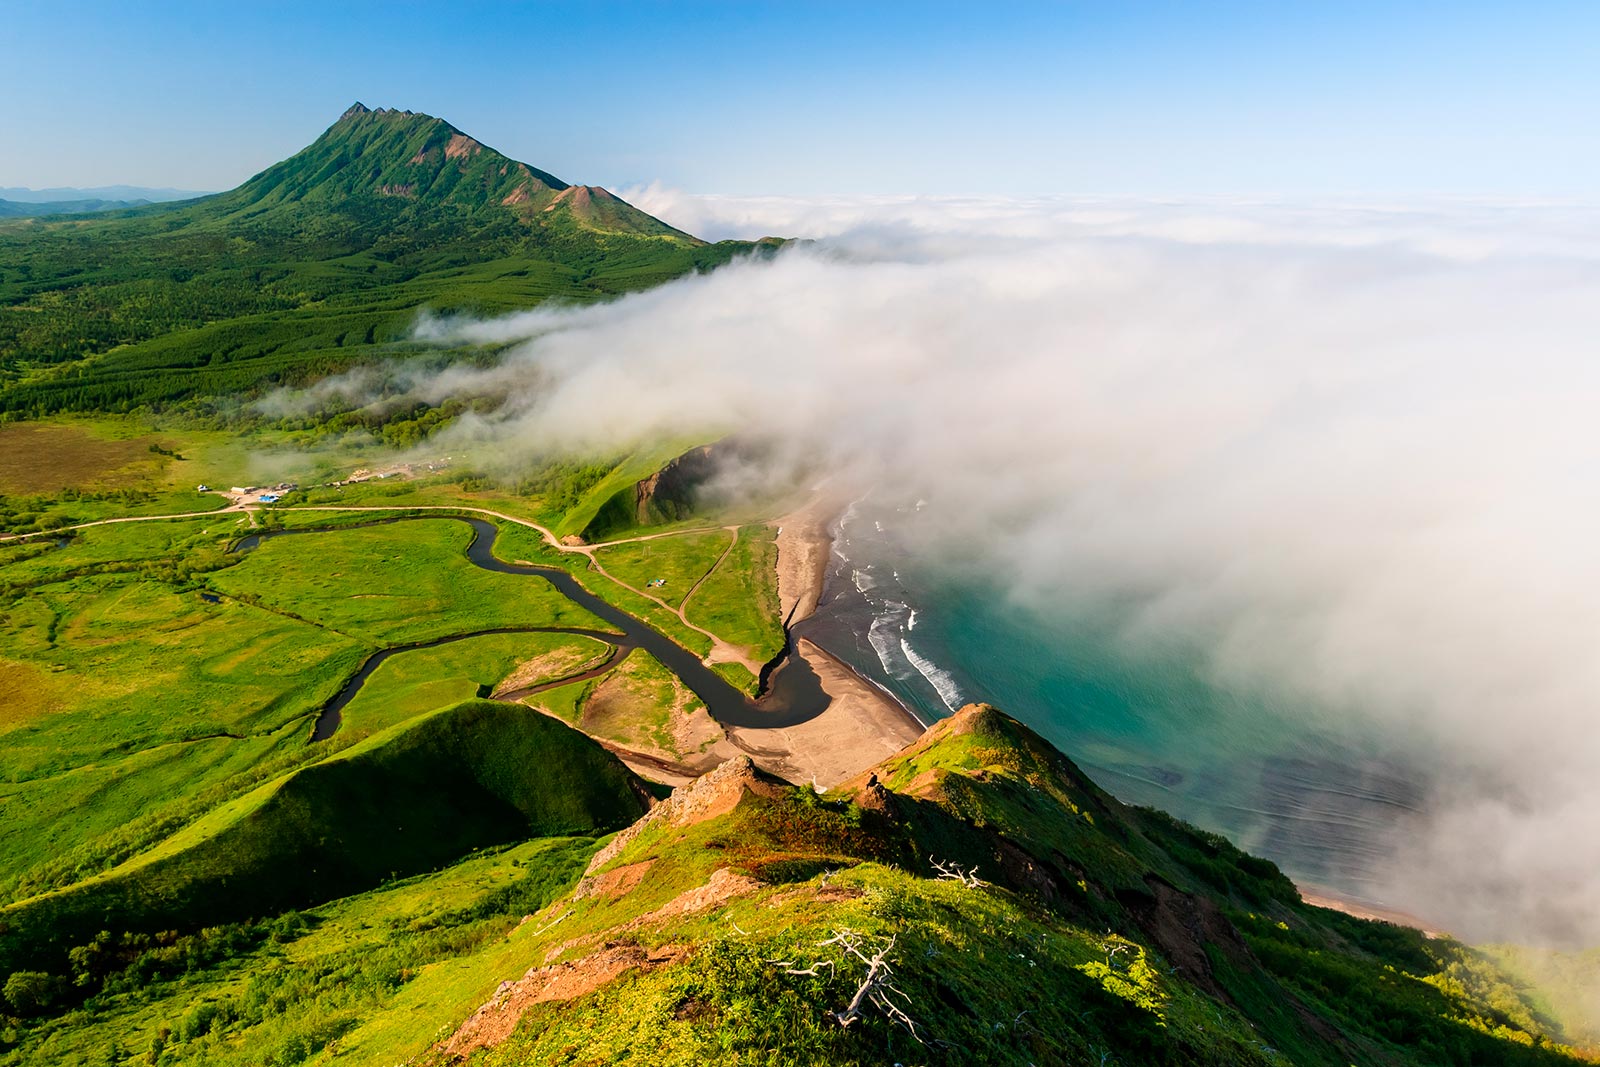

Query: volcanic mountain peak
[223,103,690,240]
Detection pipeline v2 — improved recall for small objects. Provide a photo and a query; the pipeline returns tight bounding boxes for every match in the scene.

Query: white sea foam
[907,607,919,631]
[902,639,964,711]
[867,603,915,680]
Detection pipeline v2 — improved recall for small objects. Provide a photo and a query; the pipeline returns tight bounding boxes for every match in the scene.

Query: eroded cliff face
[583,437,781,540]
[631,445,721,527]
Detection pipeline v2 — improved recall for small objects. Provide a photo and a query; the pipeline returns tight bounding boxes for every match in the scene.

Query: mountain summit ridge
[218,102,689,240]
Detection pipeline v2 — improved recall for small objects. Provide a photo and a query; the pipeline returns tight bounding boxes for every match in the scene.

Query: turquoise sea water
[799,499,1427,898]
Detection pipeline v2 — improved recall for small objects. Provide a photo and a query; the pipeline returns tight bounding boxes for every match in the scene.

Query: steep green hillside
[0,104,754,415]
[428,707,1588,1067]
[0,700,648,976]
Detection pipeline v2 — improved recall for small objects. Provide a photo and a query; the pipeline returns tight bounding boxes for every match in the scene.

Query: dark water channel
[232,517,831,740]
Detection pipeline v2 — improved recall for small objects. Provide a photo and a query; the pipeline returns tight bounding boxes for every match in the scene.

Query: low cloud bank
[301,194,1600,945]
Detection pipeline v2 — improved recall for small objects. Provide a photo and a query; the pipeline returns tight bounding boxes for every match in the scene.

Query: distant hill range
[0,103,757,414]
[0,197,153,218]
[0,185,209,203]
[0,184,209,218]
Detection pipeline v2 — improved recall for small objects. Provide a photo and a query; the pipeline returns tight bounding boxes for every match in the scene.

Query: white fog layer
[277,195,1600,945]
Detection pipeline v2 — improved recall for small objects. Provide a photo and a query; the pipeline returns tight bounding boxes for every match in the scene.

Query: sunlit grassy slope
[0,700,646,975]
[5,704,1583,1066]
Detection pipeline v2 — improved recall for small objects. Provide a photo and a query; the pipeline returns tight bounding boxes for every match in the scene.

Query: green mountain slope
[0,104,752,415]
[431,705,1588,1067]
[217,103,689,239]
[1,705,1588,1065]
[0,700,649,975]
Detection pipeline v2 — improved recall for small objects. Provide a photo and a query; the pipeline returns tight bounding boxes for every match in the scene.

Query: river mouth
[232,516,833,740]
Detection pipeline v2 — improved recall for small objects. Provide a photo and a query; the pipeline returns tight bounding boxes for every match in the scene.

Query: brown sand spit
[727,639,924,790]
[440,942,688,1059]
[1300,885,1447,937]
[772,496,839,627]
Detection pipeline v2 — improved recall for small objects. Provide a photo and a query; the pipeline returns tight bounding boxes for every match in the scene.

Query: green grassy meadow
[684,525,786,664]
[335,630,613,739]
[208,519,611,644]
[592,529,733,608]
[0,430,789,969]
[0,701,645,975]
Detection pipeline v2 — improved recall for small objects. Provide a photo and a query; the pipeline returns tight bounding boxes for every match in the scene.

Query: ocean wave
[867,601,915,681]
[852,568,878,593]
[837,496,865,533]
[901,638,964,711]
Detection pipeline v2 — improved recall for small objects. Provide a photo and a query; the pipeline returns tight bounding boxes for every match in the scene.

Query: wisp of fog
[289,193,1600,946]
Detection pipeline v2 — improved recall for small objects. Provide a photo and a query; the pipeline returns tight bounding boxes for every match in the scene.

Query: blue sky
[3,1,1597,196]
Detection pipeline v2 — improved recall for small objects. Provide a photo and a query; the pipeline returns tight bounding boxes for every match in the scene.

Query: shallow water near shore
[802,498,1430,900]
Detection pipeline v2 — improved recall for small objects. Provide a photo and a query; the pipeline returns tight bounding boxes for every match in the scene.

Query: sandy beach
[728,638,925,789]
[1299,885,1445,936]
[773,495,838,628]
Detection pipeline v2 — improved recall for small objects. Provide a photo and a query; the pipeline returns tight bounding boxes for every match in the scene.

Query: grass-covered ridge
[415,706,1591,1067]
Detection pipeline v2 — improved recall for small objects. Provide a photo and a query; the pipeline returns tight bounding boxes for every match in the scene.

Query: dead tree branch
[931,858,985,888]
[770,929,923,1042]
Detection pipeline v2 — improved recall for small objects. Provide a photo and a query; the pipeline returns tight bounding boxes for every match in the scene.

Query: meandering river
[234,517,833,740]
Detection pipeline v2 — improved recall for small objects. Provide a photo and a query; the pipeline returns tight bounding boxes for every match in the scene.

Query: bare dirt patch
[639,867,763,923]
[584,757,784,875]
[441,942,687,1059]
[444,133,482,160]
[0,423,164,493]
[574,860,655,901]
